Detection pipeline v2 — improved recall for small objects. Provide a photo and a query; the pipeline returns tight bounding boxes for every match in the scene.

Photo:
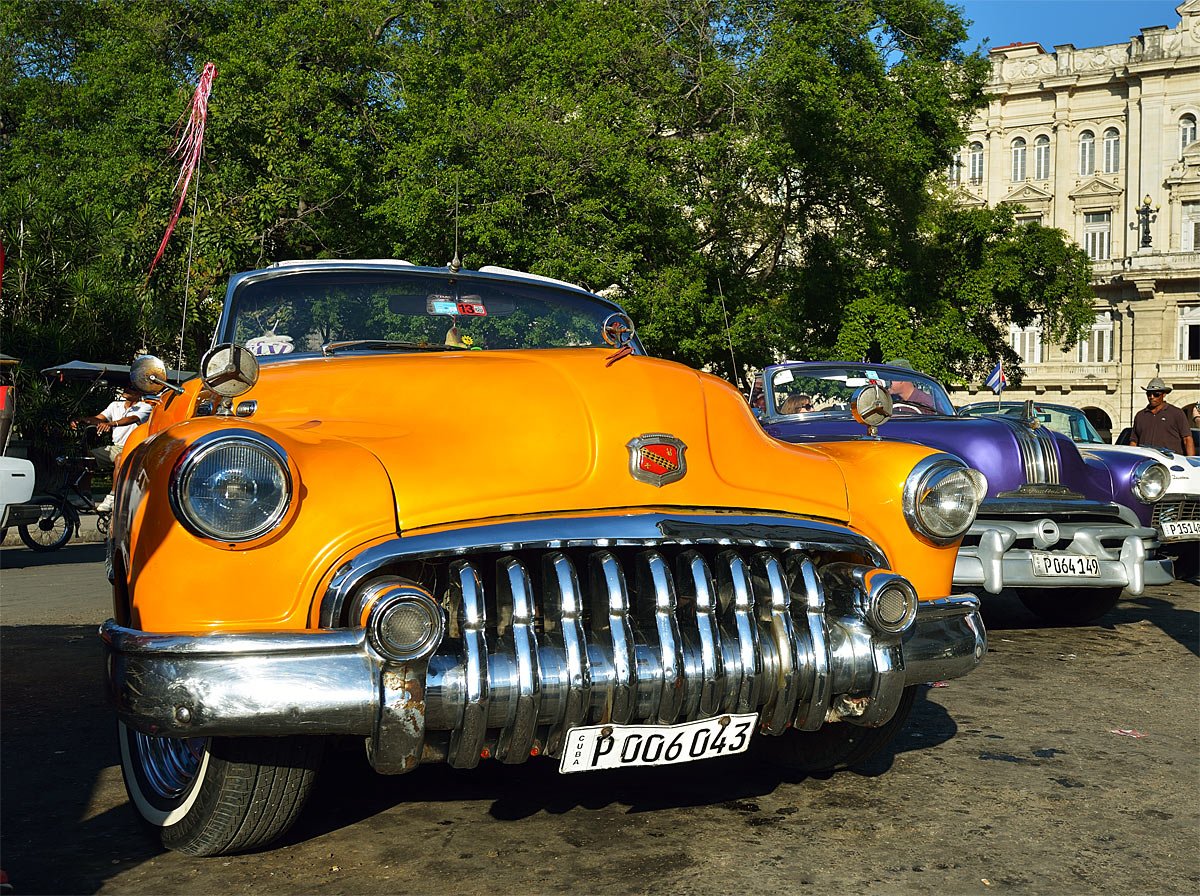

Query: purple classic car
[756,362,1174,624]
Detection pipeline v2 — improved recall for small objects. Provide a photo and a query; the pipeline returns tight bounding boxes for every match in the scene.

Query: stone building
[949,0,1200,437]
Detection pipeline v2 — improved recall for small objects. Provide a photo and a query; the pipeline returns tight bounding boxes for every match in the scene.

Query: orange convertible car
[103,260,986,855]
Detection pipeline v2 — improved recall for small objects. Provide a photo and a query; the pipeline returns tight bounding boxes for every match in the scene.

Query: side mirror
[130,355,184,396]
[200,343,260,398]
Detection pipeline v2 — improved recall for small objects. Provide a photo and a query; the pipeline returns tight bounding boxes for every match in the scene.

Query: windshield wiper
[321,339,467,356]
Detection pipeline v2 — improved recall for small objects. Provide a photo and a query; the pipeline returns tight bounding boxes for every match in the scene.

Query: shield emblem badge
[627,434,687,486]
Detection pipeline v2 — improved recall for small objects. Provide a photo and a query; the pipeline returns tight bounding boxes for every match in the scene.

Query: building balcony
[1157,360,1200,388]
[961,360,1120,395]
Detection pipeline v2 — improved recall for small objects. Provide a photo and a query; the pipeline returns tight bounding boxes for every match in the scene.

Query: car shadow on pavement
[0,542,107,569]
[0,625,163,895]
[1109,593,1200,658]
[979,586,1199,658]
[292,684,956,840]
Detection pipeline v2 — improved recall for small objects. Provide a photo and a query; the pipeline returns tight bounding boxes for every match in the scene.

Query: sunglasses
[1147,391,1165,397]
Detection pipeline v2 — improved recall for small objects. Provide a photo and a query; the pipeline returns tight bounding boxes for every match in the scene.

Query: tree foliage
[1,0,1093,436]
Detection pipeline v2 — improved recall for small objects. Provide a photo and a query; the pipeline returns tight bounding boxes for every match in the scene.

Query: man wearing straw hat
[1130,377,1195,455]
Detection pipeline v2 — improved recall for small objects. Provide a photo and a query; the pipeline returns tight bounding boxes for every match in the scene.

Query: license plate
[1161,521,1200,540]
[558,713,758,774]
[1031,552,1100,577]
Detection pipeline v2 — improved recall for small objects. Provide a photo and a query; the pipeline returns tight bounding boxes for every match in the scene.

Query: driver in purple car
[886,359,938,415]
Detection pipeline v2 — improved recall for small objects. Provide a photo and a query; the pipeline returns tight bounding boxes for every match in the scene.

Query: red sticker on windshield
[457,301,487,316]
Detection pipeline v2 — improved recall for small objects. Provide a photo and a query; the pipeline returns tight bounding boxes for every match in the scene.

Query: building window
[1034,135,1051,180]
[1182,114,1197,157]
[1103,128,1120,174]
[1084,212,1111,260]
[969,142,984,184]
[1077,312,1114,363]
[1179,306,1200,360]
[1184,201,1200,252]
[946,152,962,185]
[1079,130,1095,175]
[1015,213,1043,226]
[1010,321,1043,364]
[1011,137,1027,182]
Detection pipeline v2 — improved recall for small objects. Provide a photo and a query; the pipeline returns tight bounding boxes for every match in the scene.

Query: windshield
[961,403,1104,443]
[221,268,628,357]
[767,364,956,417]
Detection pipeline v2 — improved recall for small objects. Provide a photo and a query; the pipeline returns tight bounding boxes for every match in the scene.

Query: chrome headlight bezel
[903,454,987,546]
[169,430,293,543]
[1131,458,1171,504]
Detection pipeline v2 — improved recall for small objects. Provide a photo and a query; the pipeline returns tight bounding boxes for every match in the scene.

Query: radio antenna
[449,176,462,272]
[717,278,740,388]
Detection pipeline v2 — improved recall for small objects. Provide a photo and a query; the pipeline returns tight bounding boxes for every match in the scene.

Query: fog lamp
[359,579,446,663]
[863,572,919,634]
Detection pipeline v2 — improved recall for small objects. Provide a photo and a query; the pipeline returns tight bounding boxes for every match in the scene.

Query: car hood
[767,413,1107,500]
[242,350,853,531]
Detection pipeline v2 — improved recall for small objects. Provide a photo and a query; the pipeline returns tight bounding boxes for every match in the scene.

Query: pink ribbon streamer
[148,62,216,279]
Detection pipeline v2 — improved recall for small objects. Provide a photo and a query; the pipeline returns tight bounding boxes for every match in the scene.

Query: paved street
[1,541,1197,895]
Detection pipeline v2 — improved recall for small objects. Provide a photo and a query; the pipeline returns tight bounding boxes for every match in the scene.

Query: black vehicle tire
[119,722,324,856]
[17,497,76,552]
[754,685,917,773]
[1015,587,1122,625]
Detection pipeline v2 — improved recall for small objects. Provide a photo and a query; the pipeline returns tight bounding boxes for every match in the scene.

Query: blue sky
[957,0,1183,52]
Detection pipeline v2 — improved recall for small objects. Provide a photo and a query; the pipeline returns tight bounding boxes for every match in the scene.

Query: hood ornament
[1021,399,1040,429]
[627,434,687,486]
[602,313,635,366]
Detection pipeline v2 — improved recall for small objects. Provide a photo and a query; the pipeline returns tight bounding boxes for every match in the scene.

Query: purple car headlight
[1131,459,1170,504]
[903,455,987,545]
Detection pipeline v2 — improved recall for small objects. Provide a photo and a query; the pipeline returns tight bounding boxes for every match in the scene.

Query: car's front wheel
[1015,587,1122,625]
[119,722,323,856]
[754,686,916,773]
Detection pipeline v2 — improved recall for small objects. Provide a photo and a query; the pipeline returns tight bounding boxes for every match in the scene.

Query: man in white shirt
[73,387,153,511]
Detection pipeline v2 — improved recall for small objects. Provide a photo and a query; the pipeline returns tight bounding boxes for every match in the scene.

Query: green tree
[2,0,1088,410]
[832,202,1096,385]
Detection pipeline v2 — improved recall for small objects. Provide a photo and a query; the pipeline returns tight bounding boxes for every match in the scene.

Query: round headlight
[1131,458,1170,504]
[171,433,292,541]
[904,455,985,544]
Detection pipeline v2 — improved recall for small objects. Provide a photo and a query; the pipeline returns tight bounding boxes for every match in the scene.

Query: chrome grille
[426,546,843,768]
[995,417,1061,485]
[1153,496,1200,526]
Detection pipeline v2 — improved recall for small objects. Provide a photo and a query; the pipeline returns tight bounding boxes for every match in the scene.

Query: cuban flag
[985,360,1007,394]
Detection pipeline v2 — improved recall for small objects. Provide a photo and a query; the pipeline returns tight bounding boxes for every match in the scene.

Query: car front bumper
[954,517,1171,594]
[101,593,985,772]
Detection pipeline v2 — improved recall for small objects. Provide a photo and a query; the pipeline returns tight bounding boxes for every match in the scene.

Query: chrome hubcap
[135,731,207,800]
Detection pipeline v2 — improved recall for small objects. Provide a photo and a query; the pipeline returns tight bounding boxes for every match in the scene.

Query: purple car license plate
[1031,552,1100,578]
